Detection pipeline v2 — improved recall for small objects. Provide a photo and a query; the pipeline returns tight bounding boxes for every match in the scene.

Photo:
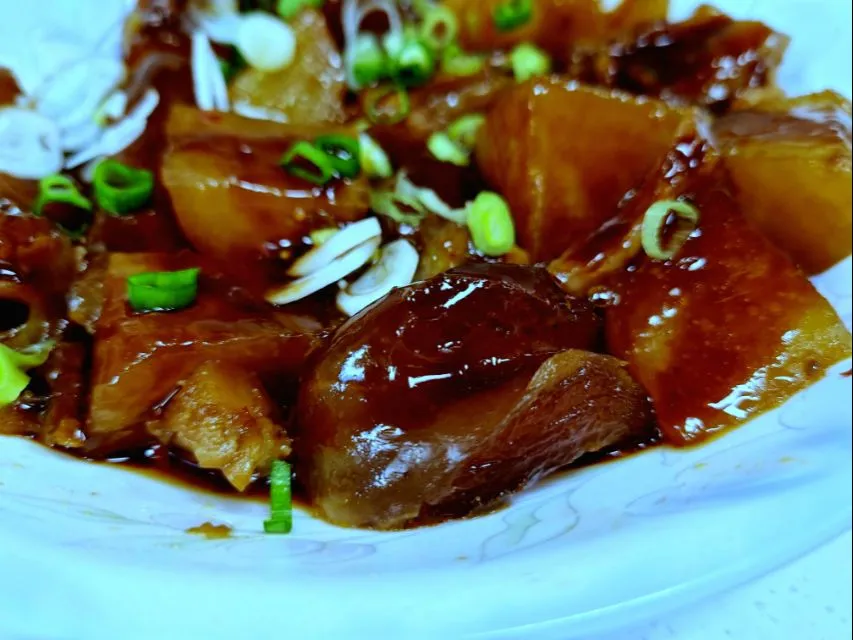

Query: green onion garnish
[448,113,485,150]
[0,342,54,408]
[33,175,92,218]
[427,114,485,166]
[92,160,154,216]
[364,84,411,125]
[313,134,362,179]
[127,268,201,313]
[276,0,324,19]
[493,0,533,32]
[280,140,337,185]
[466,191,516,257]
[427,132,469,166]
[441,45,486,77]
[419,5,459,52]
[359,133,393,179]
[641,200,700,261]
[510,43,551,82]
[370,189,426,226]
[389,37,436,88]
[264,460,293,534]
[351,33,389,87]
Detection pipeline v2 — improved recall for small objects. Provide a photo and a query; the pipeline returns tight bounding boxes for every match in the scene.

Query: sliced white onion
[0,108,63,179]
[288,218,382,277]
[64,88,160,168]
[99,90,128,122]
[33,57,125,131]
[236,13,297,73]
[342,0,403,89]
[337,239,419,316]
[232,102,289,123]
[80,157,105,183]
[267,237,382,306]
[191,31,230,113]
[188,0,242,44]
[396,173,468,224]
[60,120,103,153]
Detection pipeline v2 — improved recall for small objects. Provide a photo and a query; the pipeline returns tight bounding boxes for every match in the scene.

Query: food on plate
[0,0,850,531]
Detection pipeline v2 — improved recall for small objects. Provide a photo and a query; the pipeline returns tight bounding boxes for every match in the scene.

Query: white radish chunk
[288,218,382,277]
[337,239,419,316]
[236,13,297,73]
[267,237,382,306]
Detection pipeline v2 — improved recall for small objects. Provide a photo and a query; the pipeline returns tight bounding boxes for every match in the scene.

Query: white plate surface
[0,1,851,638]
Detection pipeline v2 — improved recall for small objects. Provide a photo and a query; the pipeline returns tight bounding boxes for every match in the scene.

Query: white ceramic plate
[1,1,851,638]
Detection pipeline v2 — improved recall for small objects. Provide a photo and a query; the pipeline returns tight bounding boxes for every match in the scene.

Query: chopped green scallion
[264,460,293,534]
[0,342,54,408]
[641,200,700,261]
[510,43,551,82]
[364,84,411,125]
[313,134,362,179]
[466,191,516,257]
[493,0,533,32]
[419,5,459,52]
[276,0,324,20]
[280,141,337,185]
[127,268,201,313]
[33,175,92,217]
[359,133,393,179]
[389,38,436,87]
[441,45,486,77]
[92,160,154,216]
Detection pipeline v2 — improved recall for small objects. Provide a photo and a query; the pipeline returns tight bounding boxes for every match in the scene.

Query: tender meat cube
[230,10,346,125]
[0,211,76,348]
[555,137,852,445]
[161,107,369,263]
[712,91,852,274]
[87,252,324,450]
[296,263,633,529]
[40,340,89,449]
[148,362,290,491]
[475,80,690,261]
[570,9,789,112]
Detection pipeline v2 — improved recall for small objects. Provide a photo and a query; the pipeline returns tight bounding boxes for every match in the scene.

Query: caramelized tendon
[148,361,291,491]
[476,79,692,261]
[87,252,324,451]
[594,145,852,445]
[570,8,789,112]
[713,91,853,274]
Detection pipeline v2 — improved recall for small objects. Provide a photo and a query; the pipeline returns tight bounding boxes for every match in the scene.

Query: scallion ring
[264,460,293,534]
[0,342,54,408]
[493,0,534,32]
[427,132,469,166]
[389,38,436,87]
[33,175,92,217]
[419,5,459,52]
[276,0,324,20]
[466,191,516,257]
[441,45,485,77]
[364,84,411,125]
[313,134,362,179]
[448,113,485,150]
[359,133,393,179]
[641,200,701,261]
[351,33,389,87]
[510,43,551,82]
[280,141,336,185]
[92,160,154,216]
[127,268,201,313]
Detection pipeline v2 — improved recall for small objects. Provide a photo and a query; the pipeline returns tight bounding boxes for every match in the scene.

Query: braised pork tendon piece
[161,107,369,265]
[148,361,291,491]
[569,7,789,112]
[475,79,691,262]
[230,9,347,124]
[0,209,76,349]
[712,91,852,274]
[552,134,851,445]
[87,252,324,452]
[296,263,654,529]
